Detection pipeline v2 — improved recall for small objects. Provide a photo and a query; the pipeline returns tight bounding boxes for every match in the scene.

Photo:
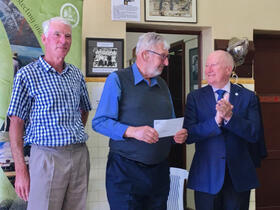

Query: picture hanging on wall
[86,38,124,77]
[145,0,197,23]
[189,47,198,91]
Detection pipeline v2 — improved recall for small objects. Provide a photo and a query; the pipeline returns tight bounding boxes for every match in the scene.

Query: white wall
[85,82,110,210]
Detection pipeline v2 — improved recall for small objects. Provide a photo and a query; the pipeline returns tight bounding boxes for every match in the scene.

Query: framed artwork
[86,38,124,77]
[189,47,198,91]
[145,0,197,23]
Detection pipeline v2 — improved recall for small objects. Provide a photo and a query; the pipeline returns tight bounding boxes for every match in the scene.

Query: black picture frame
[86,38,124,77]
[145,0,197,23]
[189,47,198,91]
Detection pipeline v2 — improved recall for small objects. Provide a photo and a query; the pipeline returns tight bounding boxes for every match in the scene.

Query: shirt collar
[212,81,231,93]
[38,56,69,74]
[131,63,160,87]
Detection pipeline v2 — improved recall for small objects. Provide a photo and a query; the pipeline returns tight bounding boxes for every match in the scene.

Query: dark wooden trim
[126,23,201,35]
[127,27,201,35]
[254,30,280,39]
[198,33,202,89]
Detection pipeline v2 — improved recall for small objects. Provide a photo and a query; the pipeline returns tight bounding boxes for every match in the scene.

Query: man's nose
[60,35,68,43]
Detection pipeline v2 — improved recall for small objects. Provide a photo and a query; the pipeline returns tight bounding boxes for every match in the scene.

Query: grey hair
[136,32,170,55]
[42,17,72,37]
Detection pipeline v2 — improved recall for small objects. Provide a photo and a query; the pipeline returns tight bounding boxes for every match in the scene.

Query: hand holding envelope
[154,117,188,143]
[124,117,187,144]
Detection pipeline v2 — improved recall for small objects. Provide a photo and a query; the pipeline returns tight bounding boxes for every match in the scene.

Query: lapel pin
[235,92,239,96]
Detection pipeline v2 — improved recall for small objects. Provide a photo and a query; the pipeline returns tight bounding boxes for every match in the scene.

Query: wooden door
[254,33,280,210]
[161,40,186,169]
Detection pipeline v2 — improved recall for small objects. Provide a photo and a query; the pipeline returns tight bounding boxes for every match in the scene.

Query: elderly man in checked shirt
[7,17,92,210]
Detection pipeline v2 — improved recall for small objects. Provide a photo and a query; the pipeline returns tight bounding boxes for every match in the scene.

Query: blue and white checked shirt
[8,56,92,147]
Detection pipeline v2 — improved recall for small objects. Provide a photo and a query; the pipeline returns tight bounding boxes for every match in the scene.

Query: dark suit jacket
[247,95,267,168]
[183,83,261,194]
[235,84,267,168]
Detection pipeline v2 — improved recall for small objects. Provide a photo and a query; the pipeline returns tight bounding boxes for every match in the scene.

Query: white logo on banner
[60,3,79,28]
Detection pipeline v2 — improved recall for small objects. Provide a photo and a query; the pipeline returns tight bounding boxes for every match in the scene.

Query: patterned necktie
[216,89,226,101]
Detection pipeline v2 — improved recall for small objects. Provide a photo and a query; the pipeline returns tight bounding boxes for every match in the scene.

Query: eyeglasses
[146,50,170,61]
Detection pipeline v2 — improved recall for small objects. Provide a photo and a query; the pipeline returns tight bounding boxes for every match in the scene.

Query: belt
[32,142,86,151]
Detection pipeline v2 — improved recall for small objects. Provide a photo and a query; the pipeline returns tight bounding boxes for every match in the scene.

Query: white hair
[223,51,235,70]
[42,17,72,37]
[211,50,235,70]
[136,32,170,55]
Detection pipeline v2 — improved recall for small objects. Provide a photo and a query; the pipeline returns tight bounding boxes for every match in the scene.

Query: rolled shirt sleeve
[92,72,128,140]
[8,71,32,120]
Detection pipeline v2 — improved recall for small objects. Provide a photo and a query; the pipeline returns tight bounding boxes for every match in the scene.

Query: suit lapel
[202,85,217,115]
[229,83,242,112]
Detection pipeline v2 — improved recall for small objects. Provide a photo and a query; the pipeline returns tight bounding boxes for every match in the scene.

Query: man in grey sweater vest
[92,32,188,210]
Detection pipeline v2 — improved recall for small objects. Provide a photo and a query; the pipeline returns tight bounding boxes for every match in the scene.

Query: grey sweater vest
[109,67,174,164]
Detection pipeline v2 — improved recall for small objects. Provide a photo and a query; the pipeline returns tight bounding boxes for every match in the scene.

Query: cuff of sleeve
[7,112,25,121]
[118,124,129,140]
[223,116,232,126]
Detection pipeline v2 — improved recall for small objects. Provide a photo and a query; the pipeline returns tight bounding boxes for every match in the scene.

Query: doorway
[254,32,280,210]
[160,40,186,168]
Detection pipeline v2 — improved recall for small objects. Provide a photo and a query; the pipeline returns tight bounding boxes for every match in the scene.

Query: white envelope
[154,117,184,138]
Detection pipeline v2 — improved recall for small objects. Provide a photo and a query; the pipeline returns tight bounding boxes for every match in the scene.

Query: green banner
[0,21,13,127]
[0,167,17,203]
[0,0,83,128]
[11,0,83,68]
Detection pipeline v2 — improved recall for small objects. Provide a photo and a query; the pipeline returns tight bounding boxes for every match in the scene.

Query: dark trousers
[106,152,170,210]
[195,168,250,210]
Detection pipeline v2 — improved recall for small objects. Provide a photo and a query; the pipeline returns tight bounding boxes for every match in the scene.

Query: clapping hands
[215,93,233,125]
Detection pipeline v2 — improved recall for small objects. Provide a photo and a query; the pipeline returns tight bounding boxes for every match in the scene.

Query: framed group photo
[145,0,197,23]
[86,38,124,77]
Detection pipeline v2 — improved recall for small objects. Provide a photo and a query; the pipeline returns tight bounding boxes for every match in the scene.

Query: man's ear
[41,34,46,44]
[226,66,233,76]
[141,50,150,61]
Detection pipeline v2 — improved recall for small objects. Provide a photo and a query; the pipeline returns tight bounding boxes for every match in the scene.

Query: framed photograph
[145,0,197,23]
[86,38,124,77]
[189,47,198,91]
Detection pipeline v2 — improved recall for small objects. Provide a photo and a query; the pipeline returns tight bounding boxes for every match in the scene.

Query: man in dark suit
[183,50,261,210]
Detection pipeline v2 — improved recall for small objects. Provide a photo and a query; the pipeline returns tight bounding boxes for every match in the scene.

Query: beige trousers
[27,143,90,210]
